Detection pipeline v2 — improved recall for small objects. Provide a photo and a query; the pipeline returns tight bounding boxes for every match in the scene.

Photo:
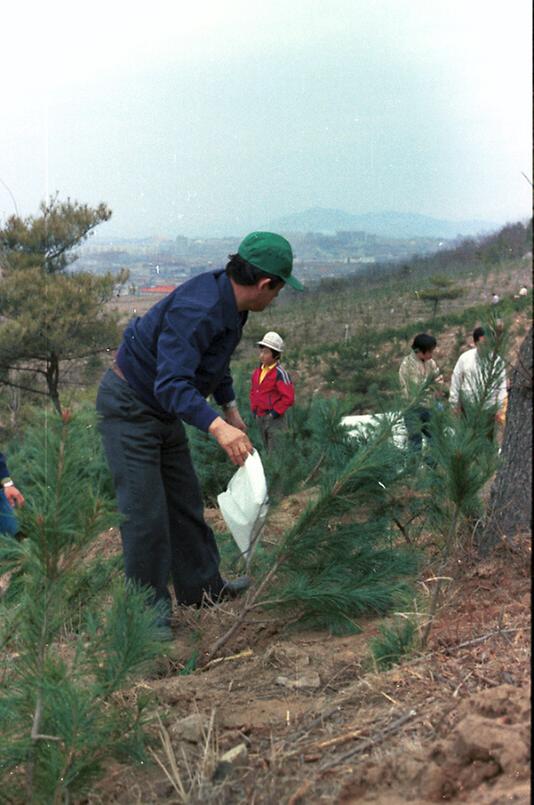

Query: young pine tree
[261,415,419,634]
[0,411,167,803]
[421,320,506,552]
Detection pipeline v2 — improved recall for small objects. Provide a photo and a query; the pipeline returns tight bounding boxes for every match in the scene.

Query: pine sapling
[0,411,168,803]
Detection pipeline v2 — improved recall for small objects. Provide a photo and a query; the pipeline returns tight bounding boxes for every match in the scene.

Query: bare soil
[87,499,530,805]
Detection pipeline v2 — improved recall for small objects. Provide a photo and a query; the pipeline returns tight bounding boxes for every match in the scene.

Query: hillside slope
[89,498,530,804]
[79,241,533,803]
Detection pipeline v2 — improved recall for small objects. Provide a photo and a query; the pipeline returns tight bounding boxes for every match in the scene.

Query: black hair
[473,326,485,343]
[225,253,284,289]
[411,333,437,353]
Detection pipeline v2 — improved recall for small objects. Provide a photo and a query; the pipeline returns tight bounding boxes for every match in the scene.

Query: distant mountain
[269,208,496,239]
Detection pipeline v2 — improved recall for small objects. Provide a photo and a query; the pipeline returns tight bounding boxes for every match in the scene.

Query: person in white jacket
[449,327,507,436]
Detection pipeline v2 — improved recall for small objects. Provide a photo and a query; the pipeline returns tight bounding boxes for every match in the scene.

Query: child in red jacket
[250,331,295,451]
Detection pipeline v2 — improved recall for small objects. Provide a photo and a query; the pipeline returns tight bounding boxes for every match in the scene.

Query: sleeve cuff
[221,400,238,411]
[213,387,236,406]
[197,407,220,433]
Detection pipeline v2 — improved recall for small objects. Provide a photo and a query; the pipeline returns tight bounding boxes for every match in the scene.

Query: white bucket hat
[257,331,284,353]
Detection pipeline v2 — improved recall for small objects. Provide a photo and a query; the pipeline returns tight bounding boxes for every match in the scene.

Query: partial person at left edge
[96,231,303,628]
[0,450,25,538]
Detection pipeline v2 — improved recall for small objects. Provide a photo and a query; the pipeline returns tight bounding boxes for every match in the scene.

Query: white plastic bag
[217,450,269,563]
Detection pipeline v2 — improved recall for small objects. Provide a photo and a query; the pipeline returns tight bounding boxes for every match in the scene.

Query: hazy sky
[1,0,532,238]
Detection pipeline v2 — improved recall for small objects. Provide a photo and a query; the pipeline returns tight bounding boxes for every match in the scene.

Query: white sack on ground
[217,450,269,561]
[341,412,408,450]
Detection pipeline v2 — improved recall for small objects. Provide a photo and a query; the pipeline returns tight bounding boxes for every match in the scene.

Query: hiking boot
[196,576,250,607]
[219,575,251,600]
[184,576,252,608]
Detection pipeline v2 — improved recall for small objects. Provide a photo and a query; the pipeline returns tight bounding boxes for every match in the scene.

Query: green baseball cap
[238,231,304,291]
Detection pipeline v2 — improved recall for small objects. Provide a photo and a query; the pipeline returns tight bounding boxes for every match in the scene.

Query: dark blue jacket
[116,269,248,432]
[0,452,9,481]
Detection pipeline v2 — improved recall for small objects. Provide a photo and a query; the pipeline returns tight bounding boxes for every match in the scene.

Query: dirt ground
[87,502,530,805]
[84,270,531,802]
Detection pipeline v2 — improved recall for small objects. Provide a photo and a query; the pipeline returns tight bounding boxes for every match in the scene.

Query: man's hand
[209,417,254,466]
[4,485,25,508]
[433,373,447,397]
[224,407,248,432]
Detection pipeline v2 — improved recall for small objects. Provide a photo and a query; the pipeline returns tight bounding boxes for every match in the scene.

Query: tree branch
[0,379,49,395]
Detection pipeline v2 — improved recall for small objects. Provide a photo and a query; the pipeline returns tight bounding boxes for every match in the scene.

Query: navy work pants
[96,369,224,610]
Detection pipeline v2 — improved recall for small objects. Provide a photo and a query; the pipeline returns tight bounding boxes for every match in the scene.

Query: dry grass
[149,711,220,803]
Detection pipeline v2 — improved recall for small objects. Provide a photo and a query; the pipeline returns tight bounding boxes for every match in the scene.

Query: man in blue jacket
[96,232,302,624]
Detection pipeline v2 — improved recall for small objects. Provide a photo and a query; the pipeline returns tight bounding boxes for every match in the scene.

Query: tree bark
[478,327,532,554]
[46,353,62,415]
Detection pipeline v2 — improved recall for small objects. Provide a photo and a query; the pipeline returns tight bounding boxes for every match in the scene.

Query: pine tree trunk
[478,327,532,555]
[46,353,62,415]
[8,368,21,427]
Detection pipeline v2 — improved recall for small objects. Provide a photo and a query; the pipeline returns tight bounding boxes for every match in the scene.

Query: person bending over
[96,232,303,624]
